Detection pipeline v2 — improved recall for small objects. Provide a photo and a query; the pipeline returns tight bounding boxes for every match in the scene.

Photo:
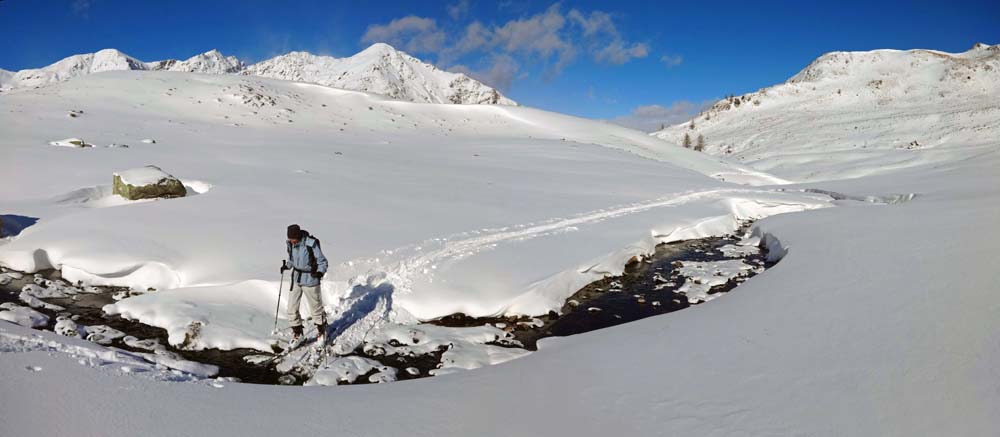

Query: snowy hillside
[247,43,516,105]
[3,44,1000,436]
[653,43,1000,181]
[0,68,13,87]
[0,44,514,105]
[0,70,793,346]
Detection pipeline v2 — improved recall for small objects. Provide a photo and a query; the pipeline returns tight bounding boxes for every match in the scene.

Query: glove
[280,262,289,274]
[311,271,325,279]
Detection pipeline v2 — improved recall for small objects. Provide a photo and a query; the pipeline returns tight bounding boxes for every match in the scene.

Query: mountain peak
[360,42,399,55]
[0,46,514,105]
[247,46,515,105]
[161,49,245,74]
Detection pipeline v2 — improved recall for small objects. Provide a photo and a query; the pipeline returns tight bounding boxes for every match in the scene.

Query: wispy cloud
[449,54,524,92]
[361,16,446,54]
[595,41,649,65]
[360,3,659,90]
[660,54,683,68]
[447,0,470,20]
[568,9,649,64]
[607,100,713,132]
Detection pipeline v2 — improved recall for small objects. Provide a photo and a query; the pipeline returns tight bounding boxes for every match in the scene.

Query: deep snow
[2,156,998,436]
[0,71,802,354]
[2,42,999,436]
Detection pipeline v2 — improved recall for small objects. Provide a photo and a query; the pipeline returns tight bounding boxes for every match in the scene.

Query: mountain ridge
[0,44,515,105]
[650,42,999,180]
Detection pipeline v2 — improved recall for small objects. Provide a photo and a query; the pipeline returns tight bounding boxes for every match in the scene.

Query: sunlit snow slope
[0,71,803,349]
[654,43,1000,181]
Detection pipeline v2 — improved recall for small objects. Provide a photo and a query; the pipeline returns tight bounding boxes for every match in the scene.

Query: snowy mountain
[653,43,1000,181]
[2,49,149,90]
[150,49,245,74]
[246,43,516,105]
[0,44,515,105]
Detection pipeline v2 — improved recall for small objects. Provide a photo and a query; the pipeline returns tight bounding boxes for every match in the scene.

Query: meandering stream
[0,222,774,385]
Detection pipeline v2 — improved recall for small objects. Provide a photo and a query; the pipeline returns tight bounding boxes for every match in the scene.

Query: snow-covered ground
[0,71,802,352]
[2,42,999,435]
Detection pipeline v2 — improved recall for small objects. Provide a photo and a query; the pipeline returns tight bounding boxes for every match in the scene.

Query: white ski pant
[287,283,325,327]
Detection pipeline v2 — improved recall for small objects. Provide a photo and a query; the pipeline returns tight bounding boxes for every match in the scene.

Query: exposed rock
[112,165,186,200]
[49,138,93,148]
[55,316,85,338]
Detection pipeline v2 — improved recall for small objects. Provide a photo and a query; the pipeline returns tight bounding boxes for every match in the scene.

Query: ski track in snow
[238,185,848,378]
[339,187,827,310]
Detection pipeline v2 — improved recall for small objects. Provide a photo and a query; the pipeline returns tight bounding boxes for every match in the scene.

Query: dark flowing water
[0,270,283,384]
[430,224,771,350]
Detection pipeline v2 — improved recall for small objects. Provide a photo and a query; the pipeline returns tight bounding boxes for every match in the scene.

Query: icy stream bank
[1,223,777,386]
[0,269,282,384]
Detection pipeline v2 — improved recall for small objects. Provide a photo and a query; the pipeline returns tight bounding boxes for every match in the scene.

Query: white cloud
[595,41,649,65]
[361,16,446,54]
[362,4,659,88]
[608,101,713,132]
[660,54,684,68]
[567,9,616,37]
[450,54,522,91]
[437,21,491,65]
[568,8,648,64]
[447,0,470,20]
[491,4,576,73]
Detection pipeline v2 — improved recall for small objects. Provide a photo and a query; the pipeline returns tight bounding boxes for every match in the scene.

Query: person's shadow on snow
[324,278,394,346]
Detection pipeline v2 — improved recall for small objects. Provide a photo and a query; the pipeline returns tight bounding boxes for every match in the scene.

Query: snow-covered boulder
[112,165,186,200]
[54,316,85,338]
[0,303,49,328]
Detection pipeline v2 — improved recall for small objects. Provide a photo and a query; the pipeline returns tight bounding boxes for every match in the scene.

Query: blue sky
[2,0,998,129]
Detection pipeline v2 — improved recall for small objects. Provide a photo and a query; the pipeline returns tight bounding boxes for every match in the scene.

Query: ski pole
[271,261,286,334]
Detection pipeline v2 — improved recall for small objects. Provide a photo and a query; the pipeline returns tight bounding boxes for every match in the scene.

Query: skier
[280,224,329,348]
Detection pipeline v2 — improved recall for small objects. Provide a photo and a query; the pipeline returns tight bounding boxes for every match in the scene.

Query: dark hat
[287,224,303,240]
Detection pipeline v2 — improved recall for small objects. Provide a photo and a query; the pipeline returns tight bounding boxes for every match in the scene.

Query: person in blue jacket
[280,224,329,345]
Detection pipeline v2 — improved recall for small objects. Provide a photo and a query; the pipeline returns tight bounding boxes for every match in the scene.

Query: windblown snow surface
[2,42,999,436]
